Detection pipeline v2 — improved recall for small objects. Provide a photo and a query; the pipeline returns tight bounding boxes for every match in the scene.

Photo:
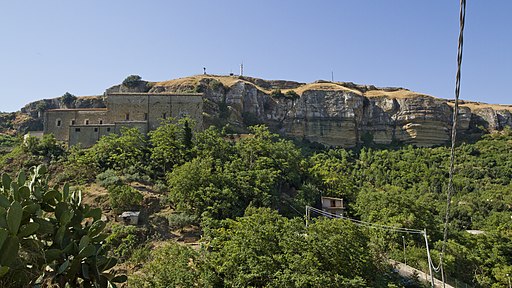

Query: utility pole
[423,229,435,288]
[331,71,334,82]
[402,235,407,266]
[240,62,244,76]
[305,206,310,227]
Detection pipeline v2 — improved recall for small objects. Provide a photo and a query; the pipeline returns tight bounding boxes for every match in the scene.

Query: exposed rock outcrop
[16,75,512,147]
[150,75,511,147]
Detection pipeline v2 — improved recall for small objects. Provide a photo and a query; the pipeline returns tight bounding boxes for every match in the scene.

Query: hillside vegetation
[0,121,511,287]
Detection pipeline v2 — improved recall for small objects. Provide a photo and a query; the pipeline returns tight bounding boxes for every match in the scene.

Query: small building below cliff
[44,92,203,147]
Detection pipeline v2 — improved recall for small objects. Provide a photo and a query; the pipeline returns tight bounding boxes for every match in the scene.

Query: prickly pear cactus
[0,165,126,287]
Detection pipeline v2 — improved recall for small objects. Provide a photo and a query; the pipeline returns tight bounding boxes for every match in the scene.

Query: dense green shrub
[96,169,122,188]
[148,119,193,177]
[167,212,198,230]
[122,75,142,88]
[87,127,148,172]
[270,88,285,99]
[108,185,143,212]
[22,134,65,160]
[106,224,145,261]
[60,92,76,107]
[284,90,299,100]
[128,242,207,288]
[208,79,225,91]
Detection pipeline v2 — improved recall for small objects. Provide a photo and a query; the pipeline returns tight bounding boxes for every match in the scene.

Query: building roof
[321,196,343,201]
[47,108,108,112]
[120,211,140,217]
[107,92,202,97]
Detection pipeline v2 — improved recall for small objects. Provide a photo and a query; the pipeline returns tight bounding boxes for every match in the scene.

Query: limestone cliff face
[18,75,512,147]
[152,75,512,147]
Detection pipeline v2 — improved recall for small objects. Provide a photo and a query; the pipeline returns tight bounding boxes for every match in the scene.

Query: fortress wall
[45,92,203,146]
[113,121,148,135]
[148,95,171,130]
[107,95,148,124]
[46,110,107,143]
[170,95,203,129]
[69,124,115,147]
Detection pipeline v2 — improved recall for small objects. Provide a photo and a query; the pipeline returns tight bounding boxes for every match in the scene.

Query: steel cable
[440,0,467,286]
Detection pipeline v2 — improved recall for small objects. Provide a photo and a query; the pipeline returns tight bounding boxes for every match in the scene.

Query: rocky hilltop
[149,75,512,147]
[18,75,512,147]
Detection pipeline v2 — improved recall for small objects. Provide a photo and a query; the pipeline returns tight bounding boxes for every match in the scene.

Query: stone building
[44,92,203,147]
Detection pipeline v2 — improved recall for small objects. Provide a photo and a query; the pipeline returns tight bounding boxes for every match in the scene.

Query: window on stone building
[99,119,103,124]
[85,119,89,125]
[125,113,130,121]
[94,128,98,132]
[56,119,61,127]
[71,120,76,125]
[162,113,167,119]
[330,199,336,207]
[75,128,81,132]
[144,113,148,120]
[107,128,111,132]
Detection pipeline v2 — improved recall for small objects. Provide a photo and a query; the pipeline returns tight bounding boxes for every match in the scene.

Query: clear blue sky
[1,1,511,112]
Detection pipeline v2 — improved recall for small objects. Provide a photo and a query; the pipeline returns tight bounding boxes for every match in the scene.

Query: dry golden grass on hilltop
[154,76,511,111]
[447,101,512,111]
[364,89,433,99]
[292,82,361,95]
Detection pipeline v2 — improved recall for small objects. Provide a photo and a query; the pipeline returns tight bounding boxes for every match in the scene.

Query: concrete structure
[119,211,140,225]
[321,196,344,216]
[44,92,203,147]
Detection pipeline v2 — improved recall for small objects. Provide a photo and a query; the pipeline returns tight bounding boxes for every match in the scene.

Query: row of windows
[56,119,103,127]
[74,127,111,133]
[56,111,189,127]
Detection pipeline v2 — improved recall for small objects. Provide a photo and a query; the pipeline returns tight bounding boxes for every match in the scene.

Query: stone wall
[107,93,203,131]
[45,109,108,143]
[44,92,203,147]
[68,124,115,147]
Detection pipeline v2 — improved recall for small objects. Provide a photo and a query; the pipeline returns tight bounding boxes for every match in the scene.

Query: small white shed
[119,211,140,225]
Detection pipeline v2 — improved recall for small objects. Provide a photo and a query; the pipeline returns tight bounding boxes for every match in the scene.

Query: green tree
[205,207,385,287]
[168,125,305,219]
[128,242,207,288]
[88,127,148,172]
[284,90,299,100]
[60,92,76,108]
[108,185,143,213]
[270,89,285,99]
[148,119,193,176]
[122,75,142,88]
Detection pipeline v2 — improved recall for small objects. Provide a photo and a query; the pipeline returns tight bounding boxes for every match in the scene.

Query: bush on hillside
[122,75,142,88]
[108,185,143,212]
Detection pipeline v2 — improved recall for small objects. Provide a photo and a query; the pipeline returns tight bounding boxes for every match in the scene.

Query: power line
[306,206,423,234]
[306,206,436,287]
[440,1,467,287]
